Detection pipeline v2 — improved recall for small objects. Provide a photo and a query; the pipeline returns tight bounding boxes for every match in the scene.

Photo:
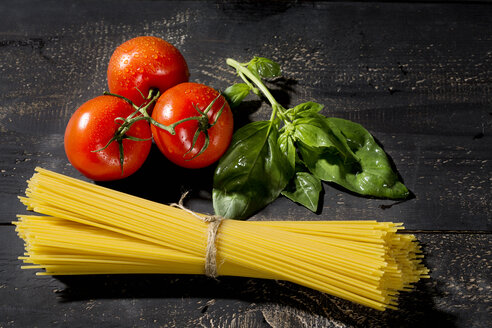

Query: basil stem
[225,58,286,123]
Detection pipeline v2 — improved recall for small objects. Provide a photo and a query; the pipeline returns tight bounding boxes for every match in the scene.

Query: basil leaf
[292,115,358,162]
[299,143,358,191]
[247,57,281,79]
[285,101,324,121]
[282,171,322,212]
[299,117,409,199]
[278,130,296,170]
[324,118,359,162]
[223,83,251,108]
[213,121,293,219]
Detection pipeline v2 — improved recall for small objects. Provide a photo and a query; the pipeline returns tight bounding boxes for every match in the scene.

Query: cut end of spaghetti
[14,167,429,311]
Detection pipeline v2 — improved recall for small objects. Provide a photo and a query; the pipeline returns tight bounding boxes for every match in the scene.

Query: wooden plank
[1,1,491,228]
[1,225,490,327]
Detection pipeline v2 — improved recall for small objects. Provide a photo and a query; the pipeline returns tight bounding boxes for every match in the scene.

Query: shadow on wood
[55,273,457,327]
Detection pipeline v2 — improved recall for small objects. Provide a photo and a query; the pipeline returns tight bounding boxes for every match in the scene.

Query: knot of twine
[170,192,223,279]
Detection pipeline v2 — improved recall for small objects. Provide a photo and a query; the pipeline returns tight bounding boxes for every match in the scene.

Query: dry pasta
[14,167,429,311]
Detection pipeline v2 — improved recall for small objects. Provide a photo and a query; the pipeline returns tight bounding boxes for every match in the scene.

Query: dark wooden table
[1,1,490,327]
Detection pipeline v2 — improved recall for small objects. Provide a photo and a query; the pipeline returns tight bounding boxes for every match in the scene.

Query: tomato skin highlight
[107,36,189,107]
[151,83,234,169]
[64,95,152,181]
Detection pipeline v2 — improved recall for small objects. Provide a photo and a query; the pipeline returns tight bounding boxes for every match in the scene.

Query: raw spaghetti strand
[14,168,429,311]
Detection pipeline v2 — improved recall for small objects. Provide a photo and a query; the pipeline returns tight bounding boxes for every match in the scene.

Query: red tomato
[151,83,233,169]
[64,95,152,181]
[107,36,189,107]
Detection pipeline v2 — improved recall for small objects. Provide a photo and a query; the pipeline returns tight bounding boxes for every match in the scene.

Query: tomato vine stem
[94,88,161,174]
[183,94,225,160]
[98,88,226,172]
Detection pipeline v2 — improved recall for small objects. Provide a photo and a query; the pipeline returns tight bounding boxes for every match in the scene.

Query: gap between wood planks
[403,230,491,234]
[0,221,489,235]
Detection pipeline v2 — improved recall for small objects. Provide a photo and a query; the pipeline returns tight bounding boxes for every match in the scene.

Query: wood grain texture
[1,1,490,228]
[0,1,490,327]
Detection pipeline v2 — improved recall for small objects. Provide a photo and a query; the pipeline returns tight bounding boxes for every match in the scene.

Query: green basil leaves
[223,83,251,108]
[247,57,281,79]
[213,57,409,220]
[213,121,293,219]
[315,117,409,199]
[281,171,322,212]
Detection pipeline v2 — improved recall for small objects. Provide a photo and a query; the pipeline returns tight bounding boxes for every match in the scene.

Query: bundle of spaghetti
[14,168,429,311]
